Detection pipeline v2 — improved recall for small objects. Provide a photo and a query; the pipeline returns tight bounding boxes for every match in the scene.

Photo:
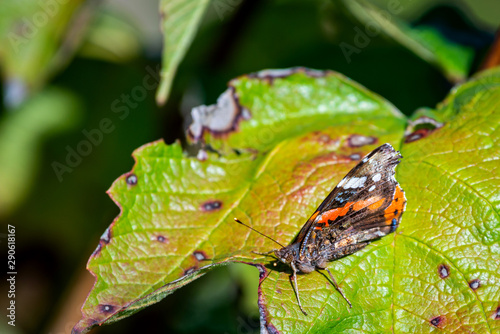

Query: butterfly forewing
[297,143,406,258]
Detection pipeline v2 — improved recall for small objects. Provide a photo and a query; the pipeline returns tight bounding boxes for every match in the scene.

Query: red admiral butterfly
[235,143,406,315]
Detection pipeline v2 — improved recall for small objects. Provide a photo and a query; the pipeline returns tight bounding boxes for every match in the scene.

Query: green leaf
[188,68,404,154]
[341,0,474,82]
[258,68,500,333]
[156,0,210,105]
[73,68,500,333]
[394,68,500,333]
[73,69,405,333]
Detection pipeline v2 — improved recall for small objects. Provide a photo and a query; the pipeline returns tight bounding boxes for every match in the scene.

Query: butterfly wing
[297,143,406,259]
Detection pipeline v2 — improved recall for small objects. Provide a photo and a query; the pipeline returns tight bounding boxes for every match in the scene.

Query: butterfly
[235,143,406,315]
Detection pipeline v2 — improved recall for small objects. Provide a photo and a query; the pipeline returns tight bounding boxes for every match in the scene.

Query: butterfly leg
[324,267,352,308]
[290,262,308,316]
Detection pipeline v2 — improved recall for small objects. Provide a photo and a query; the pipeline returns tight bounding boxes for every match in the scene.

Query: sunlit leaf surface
[74,68,499,333]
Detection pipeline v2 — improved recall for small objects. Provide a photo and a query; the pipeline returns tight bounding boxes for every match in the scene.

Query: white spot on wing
[337,177,347,188]
[372,173,381,182]
[369,185,376,192]
[343,176,367,189]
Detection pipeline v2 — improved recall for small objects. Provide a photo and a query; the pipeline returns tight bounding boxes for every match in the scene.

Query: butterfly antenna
[233,218,285,248]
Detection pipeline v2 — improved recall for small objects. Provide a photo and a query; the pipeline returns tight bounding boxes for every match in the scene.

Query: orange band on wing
[317,195,385,227]
[384,185,406,225]
[318,202,354,225]
[351,196,383,211]
[368,198,385,210]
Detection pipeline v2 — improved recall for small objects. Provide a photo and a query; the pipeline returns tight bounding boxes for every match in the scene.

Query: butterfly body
[262,143,407,315]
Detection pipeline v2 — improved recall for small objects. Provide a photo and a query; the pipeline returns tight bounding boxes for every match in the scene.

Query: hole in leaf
[156,235,167,243]
[99,304,115,314]
[201,200,222,212]
[469,279,480,290]
[100,228,111,244]
[494,306,500,320]
[183,266,197,276]
[193,251,207,261]
[126,174,137,185]
[347,134,377,147]
[405,116,444,143]
[92,244,102,256]
[430,316,443,327]
[405,129,430,143]
[187,87,248,141]
[438,264,450,279]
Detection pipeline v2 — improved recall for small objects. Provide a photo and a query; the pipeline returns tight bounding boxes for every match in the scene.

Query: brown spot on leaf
[201,200,222,212]
[493,306,500,320]
[276,288,282,294]
[183,266,197,276]
[302,131,338,146]
[438,264,450,279]
[91,227,113,256]
[469,279,480,290]
[156,235,167,243]
[303,67,329,77]
[99,304,116,314]
[248,263,279,333]
[257,264,268,280]
[100,228,112,244]
[347,134,377,147]
[266,323,280,334]
[126,173,137,185]
[193,251,208,261]
[187,87,250,142]
[246,67,328,85]
[430,316,444,327]
[317,134,332,143]
[405,116,444,143]
[91,243,102,257]
[310,152,352,165]
[405,129,431,143]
